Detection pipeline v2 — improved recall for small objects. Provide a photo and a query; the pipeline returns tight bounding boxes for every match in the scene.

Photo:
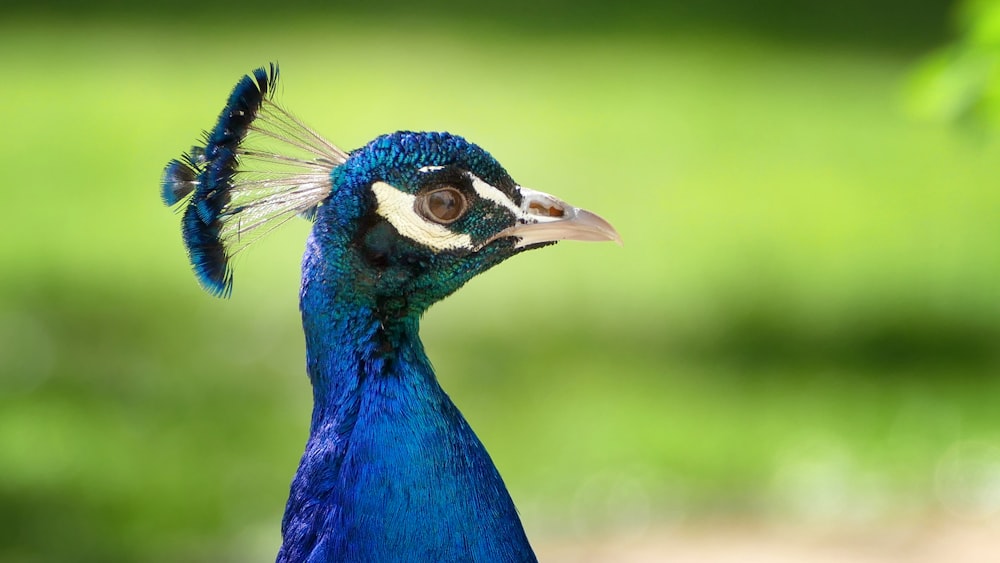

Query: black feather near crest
[161,63,347,297]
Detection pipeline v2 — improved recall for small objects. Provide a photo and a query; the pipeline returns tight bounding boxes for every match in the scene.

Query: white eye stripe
[418,167,522,214]
[417,166,521,208]
[371,182,473,251]
[467,174,523,216]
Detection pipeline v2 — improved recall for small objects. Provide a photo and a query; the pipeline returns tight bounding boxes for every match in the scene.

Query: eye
[418,187,467,224]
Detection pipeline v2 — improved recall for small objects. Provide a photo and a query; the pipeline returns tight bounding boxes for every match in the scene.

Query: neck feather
[276,237,536,563]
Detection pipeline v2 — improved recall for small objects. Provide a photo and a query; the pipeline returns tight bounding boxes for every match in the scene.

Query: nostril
[528,201,565,217]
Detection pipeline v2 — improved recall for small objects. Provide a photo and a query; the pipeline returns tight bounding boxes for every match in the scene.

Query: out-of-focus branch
[909,0,1000,126]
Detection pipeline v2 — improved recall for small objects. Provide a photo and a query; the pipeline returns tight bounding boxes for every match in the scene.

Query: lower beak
[495,187,623,248]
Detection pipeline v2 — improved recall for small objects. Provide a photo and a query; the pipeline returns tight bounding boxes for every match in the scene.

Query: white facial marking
[468,174,522,216]
[371,182,473,251]
[416,167,522,217]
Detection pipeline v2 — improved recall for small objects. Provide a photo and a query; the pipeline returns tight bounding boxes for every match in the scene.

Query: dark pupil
[428,189,462,221]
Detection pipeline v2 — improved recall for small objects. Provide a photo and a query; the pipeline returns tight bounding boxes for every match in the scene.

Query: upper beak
[493,187,623,248]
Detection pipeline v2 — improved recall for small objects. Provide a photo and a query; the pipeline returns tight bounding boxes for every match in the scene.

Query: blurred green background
[3,0,1000,561]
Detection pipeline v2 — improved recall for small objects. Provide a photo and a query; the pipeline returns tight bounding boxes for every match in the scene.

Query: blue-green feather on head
[161,63,621,562]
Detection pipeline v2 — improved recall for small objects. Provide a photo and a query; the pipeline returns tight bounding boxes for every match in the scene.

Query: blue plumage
[161,64,280,296]
[163,64,620,562]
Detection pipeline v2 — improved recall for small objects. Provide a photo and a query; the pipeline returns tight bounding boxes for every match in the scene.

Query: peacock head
[311,131,620,315]
[163,64,620,315]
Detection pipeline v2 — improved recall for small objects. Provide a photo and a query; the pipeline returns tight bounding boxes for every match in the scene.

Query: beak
[493,187,623,248]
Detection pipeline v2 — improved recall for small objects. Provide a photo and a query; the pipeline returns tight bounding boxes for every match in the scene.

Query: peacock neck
[277,237,536,562]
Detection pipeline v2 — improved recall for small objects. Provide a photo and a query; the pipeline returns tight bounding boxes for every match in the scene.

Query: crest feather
[161,63,347,296]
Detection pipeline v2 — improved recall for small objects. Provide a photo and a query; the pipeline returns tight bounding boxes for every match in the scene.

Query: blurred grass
[2,12,1000,562]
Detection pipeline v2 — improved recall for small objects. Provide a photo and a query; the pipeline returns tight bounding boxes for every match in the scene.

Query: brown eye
[419,187,467,224]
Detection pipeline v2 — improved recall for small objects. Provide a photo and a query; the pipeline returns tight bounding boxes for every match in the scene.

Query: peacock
[162,64,621,562]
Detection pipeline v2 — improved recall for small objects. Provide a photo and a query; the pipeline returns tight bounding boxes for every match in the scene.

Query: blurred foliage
[6,0,954,50]
[3,2,1000,562]
[910,0,1000,125]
